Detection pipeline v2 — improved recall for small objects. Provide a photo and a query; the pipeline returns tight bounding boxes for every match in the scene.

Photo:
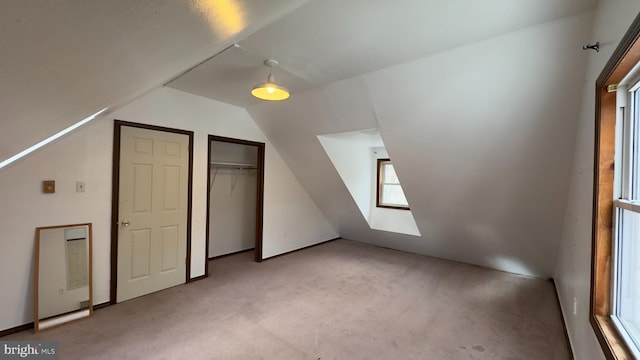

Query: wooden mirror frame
[34,223,93,332]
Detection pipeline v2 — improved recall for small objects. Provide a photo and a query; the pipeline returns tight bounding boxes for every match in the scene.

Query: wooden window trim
[591,12,640,360]
[376,158,410,210]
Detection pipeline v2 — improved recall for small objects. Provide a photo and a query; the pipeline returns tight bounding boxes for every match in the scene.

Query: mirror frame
[34,223,93,332]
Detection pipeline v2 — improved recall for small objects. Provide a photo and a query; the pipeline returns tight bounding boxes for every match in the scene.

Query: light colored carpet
[4,239,571,359]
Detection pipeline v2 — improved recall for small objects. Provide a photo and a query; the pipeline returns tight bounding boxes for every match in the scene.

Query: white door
[117,125,189,302]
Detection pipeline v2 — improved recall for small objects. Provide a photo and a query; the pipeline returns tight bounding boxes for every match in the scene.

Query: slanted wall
[250,12,595,278]
[0,87,337,332]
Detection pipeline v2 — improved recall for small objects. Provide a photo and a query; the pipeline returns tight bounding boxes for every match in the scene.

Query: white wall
[554,2,640,359]
[0,87,337,331]
[250,11,594,278]
[317,131,420,236]
[209,170,257,257]
[317,134,374,220]
[209,141,257,257]
[369,148,421,237]
[0,109,113,332]
[0,0,309,162]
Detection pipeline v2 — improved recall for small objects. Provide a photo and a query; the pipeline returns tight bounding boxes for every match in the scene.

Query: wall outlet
[76,181,86,193]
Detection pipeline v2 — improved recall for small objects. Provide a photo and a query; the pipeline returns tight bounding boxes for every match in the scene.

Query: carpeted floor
[4,239,571,359]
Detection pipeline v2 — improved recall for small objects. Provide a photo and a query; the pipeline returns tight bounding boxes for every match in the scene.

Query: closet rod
[210,161,257,169]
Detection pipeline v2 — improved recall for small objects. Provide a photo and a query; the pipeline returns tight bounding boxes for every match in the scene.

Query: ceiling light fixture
[251,59,290,101]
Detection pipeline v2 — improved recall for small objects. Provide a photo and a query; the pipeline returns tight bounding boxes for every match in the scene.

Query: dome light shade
[251,60,290,101]
[251,76,290,101]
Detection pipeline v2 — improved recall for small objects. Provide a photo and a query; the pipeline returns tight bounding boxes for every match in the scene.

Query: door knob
[121,220,130,226]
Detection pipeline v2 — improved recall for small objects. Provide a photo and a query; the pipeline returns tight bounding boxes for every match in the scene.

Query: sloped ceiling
[168,0,596,107]
[2,0,599,277]
[0,0,308,161]
[170,0,598,277]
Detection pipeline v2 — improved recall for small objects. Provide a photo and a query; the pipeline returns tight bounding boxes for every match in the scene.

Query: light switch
[76,181,86,193]
[43,180,55,194]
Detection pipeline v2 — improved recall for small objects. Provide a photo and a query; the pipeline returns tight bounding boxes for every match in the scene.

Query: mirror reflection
[34,223,93,331]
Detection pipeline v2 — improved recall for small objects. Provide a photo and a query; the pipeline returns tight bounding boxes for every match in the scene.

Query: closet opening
[206,135,265,273]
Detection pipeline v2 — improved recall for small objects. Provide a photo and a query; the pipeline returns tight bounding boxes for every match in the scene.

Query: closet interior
[207,137,263,260]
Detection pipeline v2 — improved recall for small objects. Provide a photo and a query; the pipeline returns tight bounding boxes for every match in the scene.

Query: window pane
[383,163,399,184]
[382,184,408,206]
[614,208,640,352]
[632,91,640,200]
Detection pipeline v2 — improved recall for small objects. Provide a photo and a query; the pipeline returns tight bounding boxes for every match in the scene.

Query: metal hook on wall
[583,42,600,52]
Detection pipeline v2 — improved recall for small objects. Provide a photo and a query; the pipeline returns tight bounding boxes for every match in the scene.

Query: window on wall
[376,159,409,209]
[591,13,640,359]
[611,78,640,357]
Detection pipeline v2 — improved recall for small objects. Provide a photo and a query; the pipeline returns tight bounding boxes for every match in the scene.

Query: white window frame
[611,73,640,358]
[376,158,409,210]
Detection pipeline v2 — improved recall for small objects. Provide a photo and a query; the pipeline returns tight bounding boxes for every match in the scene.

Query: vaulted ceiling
[1,0,600,277]
[0,0,308,161]
[168,0,597,108]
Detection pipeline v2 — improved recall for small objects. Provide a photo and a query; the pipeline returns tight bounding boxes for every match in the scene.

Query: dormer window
[376,159,409,210]
[317,130,420,236]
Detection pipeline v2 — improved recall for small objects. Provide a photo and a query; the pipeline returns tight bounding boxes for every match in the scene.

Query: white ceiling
[168,0,597,107]
[222,0,594,277]
[1,0,601,277]
[0,0,308,161]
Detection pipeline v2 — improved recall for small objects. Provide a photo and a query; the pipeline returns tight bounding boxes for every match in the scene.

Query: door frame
[206,135,265,272]
[110,120,194,304]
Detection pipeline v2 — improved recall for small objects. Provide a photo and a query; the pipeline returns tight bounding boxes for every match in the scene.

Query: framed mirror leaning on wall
[34,223,93,332]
